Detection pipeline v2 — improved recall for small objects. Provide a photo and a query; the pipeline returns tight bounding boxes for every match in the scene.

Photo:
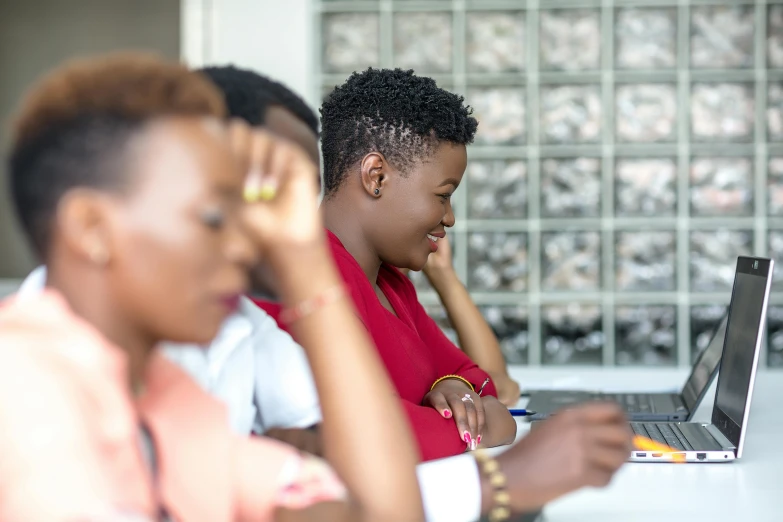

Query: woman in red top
[315,68,515,460]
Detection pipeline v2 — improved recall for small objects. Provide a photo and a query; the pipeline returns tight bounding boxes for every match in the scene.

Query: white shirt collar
[17,265,47,299]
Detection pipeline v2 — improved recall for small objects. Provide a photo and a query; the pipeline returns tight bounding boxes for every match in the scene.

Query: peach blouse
[0,291,346,521]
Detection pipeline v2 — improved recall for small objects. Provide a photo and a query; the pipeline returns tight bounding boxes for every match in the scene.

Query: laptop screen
[712,257,773,454]
[681,315,726,412]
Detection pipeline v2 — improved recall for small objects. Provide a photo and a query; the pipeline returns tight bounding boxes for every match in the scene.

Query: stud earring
[374,188,380,195]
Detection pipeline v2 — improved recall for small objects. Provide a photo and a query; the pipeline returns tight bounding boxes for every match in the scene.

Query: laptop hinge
[704,423,736,451]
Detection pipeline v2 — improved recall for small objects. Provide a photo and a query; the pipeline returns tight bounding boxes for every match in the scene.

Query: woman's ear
[56,189,115,267]
[359,152,386,198]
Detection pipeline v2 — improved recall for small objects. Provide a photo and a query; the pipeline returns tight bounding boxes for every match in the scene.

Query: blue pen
[508,409,537,417]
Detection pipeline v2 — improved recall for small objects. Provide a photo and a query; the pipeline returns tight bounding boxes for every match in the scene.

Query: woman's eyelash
[200,209,225,229]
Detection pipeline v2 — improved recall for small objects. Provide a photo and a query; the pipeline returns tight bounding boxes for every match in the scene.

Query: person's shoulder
[0,293,81,377]
[0,290,123,366]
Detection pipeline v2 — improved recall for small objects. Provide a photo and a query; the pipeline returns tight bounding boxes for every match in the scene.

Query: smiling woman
[316,68,517,460]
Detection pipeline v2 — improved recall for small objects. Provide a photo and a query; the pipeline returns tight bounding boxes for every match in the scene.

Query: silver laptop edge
[735,258,773,458]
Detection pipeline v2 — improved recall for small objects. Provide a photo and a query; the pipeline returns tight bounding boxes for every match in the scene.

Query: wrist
[270,243,343,305]
[431,375,475,393]
[475,450,512,521]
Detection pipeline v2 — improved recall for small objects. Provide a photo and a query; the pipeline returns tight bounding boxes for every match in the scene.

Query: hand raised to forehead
[228,120,324,264]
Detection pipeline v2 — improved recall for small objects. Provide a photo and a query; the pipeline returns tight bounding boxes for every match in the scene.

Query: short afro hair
[8,52,225,259]
[198,65,318,135]
[320,68,477,196]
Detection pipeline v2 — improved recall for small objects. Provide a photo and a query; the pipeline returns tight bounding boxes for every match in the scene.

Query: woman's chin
[386,251,428,272]
[407,257,429,273]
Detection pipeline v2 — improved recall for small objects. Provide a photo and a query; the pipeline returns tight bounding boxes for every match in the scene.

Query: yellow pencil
[633,435,686,463]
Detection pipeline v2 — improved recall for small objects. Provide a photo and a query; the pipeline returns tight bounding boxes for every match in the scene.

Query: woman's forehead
[414,143,467,179]
[130,117,241,198]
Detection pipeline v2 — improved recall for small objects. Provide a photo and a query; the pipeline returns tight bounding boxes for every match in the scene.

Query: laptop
[630,256,773,463]
[526,315,728,422]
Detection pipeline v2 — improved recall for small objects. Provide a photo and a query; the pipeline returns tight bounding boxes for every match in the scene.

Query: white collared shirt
[17,266,482,522]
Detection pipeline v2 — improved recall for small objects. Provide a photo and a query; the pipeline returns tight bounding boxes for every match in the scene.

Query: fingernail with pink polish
[463,432,472,444]
[443,409,452,418]
[477,435,482,445]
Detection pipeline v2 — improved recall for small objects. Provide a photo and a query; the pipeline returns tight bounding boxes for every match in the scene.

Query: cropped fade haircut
[319,68,477,197]
[8,52,226,259]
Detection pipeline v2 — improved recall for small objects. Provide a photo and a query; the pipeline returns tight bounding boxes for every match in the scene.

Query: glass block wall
[316,0,783,368]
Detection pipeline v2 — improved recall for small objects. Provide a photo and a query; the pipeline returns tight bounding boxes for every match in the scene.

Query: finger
[587,424,634,450]
[425,391,453,419]
[228,119,253,173]
[462,394,479,448]
[227,118,251,154]
[269,139,317,200]
[241,132,270,202]
[250,130,275,179]
[446,395,475,447]
[474,395,486,446]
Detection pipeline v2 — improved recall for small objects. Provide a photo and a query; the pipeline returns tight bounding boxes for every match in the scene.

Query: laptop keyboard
[592,393,655,413]
[631,422,693,451]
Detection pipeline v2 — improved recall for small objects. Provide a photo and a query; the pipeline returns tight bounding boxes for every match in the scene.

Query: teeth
[427,234,440,242]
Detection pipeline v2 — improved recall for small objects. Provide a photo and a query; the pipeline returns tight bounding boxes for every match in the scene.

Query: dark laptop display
[710,257,772,457]
[681,316,727,414]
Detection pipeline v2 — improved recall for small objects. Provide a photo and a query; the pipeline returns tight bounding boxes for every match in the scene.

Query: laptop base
[629,421,736,463]
[526,391,688,422]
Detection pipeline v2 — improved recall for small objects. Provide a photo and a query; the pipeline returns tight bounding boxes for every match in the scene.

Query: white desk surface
[503,367,783,522]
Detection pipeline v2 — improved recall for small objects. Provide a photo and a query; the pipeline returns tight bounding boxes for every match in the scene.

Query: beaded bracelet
[279,285,346,324]
[473,449,511,522]
[429,374,475,393]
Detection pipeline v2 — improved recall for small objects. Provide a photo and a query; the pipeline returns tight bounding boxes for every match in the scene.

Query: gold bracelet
[430,374,475,393]
[474,449,511,522]
[279,285,345,324]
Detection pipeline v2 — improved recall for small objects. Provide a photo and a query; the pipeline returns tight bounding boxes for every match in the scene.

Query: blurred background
[1,0,781,368]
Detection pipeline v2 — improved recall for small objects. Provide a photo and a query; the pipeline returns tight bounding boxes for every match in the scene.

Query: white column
[180,0,315,107]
